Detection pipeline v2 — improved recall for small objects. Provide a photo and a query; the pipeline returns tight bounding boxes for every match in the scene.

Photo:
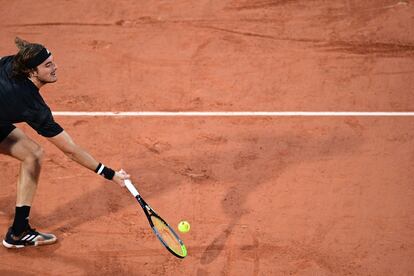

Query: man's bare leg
[0,128,43,207]
[1,128,56,248]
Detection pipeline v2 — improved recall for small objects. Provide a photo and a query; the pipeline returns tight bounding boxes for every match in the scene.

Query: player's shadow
[199,124,364,265]
[199,219,234,265]
[35,183,134,232]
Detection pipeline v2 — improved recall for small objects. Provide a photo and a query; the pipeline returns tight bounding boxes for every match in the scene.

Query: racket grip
[124,179,139,197]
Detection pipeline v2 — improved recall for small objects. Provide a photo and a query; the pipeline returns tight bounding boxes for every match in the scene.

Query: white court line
[52,111,414,117]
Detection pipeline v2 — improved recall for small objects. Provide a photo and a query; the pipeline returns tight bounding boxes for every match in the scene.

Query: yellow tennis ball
[178,221,190,233]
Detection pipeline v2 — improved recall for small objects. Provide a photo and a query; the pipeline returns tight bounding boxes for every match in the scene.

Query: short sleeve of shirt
[0,55,64,137]
[25,106,64,137]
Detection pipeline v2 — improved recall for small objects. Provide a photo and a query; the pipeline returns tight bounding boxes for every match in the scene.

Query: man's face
[33,55,58,83]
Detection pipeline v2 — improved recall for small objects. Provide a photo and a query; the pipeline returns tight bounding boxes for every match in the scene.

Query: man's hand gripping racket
[124,179,187,258]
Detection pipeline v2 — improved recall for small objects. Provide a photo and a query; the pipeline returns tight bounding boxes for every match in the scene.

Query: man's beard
[38,74,57,84]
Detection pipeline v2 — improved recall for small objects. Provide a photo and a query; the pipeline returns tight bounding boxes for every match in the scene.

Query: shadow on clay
[199,123,364,265]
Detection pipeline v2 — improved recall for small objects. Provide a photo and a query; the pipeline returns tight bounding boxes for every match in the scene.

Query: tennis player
[0,37,130,248]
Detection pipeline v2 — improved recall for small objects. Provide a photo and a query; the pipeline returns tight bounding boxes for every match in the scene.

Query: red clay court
[1,1,413,275]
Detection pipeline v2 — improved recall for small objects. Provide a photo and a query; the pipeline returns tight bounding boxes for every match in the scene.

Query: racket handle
[124,179,139,197]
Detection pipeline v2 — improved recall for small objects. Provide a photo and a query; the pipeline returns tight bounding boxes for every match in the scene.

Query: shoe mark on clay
[139,137,172,154]
[87,40,112,50]
[233,152,258,170]
[319,40,414,57]
[73,120,88,127]
[344,118,365,136]
[115,17,161,27]
[198,134,228,145]
[180,166,211,181]
[58,95,97,108]
[225,0,297,11]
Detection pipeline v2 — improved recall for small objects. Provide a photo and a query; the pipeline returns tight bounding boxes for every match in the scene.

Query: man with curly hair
[0,37,130,248]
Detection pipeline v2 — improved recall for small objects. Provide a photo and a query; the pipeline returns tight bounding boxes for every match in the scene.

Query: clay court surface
[1,1,414,275]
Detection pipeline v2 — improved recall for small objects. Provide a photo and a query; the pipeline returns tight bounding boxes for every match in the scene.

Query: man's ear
[29,69,38,77]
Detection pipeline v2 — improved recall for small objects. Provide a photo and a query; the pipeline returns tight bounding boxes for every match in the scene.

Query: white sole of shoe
[2,239,24,249]
[2,235,57,249]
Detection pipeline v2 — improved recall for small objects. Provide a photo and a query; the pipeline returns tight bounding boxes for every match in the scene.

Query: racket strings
[151,216,185,256]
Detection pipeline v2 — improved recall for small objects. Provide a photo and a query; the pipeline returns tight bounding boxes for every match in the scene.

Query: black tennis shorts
[0,124,16,143]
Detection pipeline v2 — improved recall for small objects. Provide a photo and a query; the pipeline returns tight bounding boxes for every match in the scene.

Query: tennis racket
[124,179,187,258]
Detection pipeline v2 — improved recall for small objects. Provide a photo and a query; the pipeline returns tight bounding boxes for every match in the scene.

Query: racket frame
[124,179,187,258]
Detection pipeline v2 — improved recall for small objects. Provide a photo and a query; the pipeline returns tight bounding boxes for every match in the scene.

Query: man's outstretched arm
[48,130,129,186]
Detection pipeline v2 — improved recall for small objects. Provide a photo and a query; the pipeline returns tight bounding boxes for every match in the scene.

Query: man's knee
[26,145,44,164]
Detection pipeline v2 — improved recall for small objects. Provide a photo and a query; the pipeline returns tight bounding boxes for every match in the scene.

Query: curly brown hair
[11,37,45,78]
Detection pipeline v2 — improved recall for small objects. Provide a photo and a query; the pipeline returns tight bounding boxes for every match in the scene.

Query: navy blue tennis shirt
[0,55,63,140]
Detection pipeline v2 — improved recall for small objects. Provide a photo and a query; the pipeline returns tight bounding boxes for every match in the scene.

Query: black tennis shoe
[2,225,57,249]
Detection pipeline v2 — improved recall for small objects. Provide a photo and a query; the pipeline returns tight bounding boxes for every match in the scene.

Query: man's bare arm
[48,130,98,170]
[48,130,129,186]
